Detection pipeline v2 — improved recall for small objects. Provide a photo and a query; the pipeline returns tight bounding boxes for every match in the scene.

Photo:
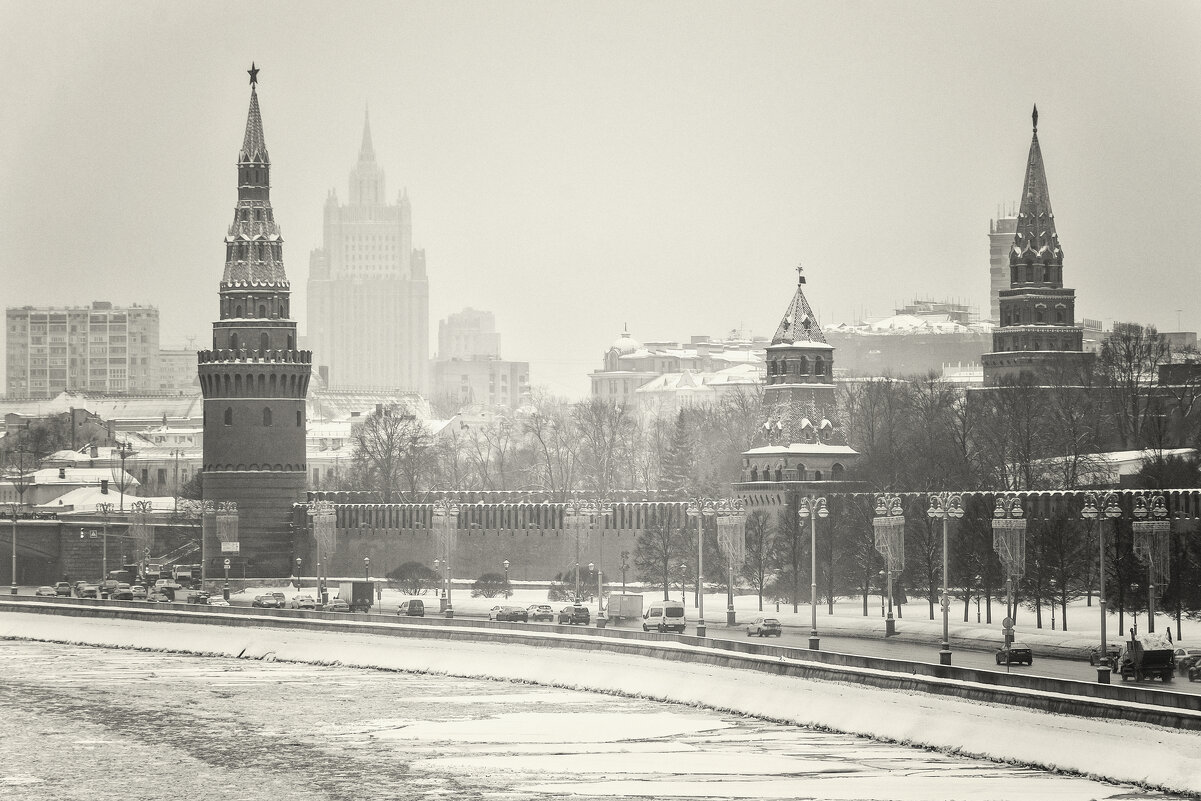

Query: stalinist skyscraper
[307,113,429,393]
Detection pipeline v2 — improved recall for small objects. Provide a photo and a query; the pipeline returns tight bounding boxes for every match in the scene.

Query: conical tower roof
[1010,105,1061,266]
[771,265,827,345]
[238,84,269,165]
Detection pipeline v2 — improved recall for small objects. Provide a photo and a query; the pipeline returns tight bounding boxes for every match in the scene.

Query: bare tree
[573,398,636,496]
[351,404,437,500]
[1098,322,1171,449]
[634,511,684,600]
[740,510,773,611]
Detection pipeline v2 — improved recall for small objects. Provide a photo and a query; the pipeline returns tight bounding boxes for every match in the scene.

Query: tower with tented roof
[983,106,1093,385]
[198,65,311,577]
[736,265,858,493]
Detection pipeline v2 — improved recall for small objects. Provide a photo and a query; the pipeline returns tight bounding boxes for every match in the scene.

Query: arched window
[750,467,759,482]
[259,304,267,318]
[235,305,242,318]
[814,470,823,481]
[263,407,272,426]
[798,356,809,375]
[260,332,269,352]
[814,357,825,376]
[296,410,303,427]
[1056,308,1065,324]
[223,407,233,426]
[234,374,242,395]
[1036,309,1044,323]
[832,463,845,478]
[229,333,239,350]
[287,334,294,350]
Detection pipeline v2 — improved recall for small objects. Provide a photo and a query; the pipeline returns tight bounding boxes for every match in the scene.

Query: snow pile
[2,611,1199,795]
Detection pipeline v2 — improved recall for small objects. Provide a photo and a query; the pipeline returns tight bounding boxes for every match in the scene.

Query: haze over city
[3,1,1200,397]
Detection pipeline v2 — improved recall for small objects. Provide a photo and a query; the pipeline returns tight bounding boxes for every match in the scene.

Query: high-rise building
[307,111,429,393]
[6,302,159,398]
[983,106,1093,385]
[438,308,501,360]
[988,212,1018,324]
[198,66,311,577]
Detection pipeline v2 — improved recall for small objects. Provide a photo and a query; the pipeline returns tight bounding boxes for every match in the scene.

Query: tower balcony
[197,349,312,365]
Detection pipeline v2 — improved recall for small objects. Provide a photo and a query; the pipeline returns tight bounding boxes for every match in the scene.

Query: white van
[642,600,687,633]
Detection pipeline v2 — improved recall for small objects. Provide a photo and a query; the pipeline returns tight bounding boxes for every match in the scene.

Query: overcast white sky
[2,1,1199,398]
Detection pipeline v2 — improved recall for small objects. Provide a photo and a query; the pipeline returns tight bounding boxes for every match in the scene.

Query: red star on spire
[248,62,260,85]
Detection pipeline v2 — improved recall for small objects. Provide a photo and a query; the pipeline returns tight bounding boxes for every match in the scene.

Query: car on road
[322,597,350,613]
[185,591,211,605]
[207,598,231,607]
[1190,662,1201,683]
[396,599,425,617]
[1173,647,1201,673]
[131,585,148,600]
[526,604,555,622]
[35,585,57,597]
[148,590,172,603]
[78,584,99,599]
[1087,643,1120,668]
[557,604,590,625]
[112,583,134,601]
[489,605,528,622]
[996,642,1033,666]
[270,592,288,608]
[54,582,73,597]
[155,578,182,592]
[288,595,317,610]
[98,580,120,599]
[746,617,782,637]
[251,594,282,608]
[642,601,687,634]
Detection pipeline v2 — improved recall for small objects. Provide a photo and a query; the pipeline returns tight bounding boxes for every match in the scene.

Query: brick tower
[198,65,311,576]
[982,106,1093,385]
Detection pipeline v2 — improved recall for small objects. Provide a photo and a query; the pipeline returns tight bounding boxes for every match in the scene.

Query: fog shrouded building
[6,302,159,398]
[198,67,311,577]
[307,111,429,394]
[982,106,1093,385]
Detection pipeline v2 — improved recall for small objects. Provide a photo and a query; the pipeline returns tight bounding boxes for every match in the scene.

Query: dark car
[54,581,73,597]
[527,604,555,623]
[270,592,288,608]
[1190,662,1201,683]
[148,590,172,603]
[396,599,425,617]
[251,594,281,608]
[558,604,590,625]
[1088,643,1120,668]
[996,642,1033,666]
[98,579,120,599]
[489,605,528,622]
[322,597,351,613]
[185,591,211,605]
[746,617,782,637]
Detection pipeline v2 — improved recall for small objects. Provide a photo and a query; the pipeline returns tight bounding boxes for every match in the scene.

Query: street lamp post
[563,495,613,604]
[620,550,629,594]
[97,502,115,584]
[992,496,1026,646]
[1081,491,1121,684]
[364,556,370,581]
[873,494,905,638]
[432,500,460,618]
[797,496,828,650]
[114,441,134,512]
[1049,578,1057,630]
[680,563,687,604]
[878,570,886,618]
[1131,492,1170,635]
[503,559,510,597]
[223,557,230,601]
[927,493,964,666]
[685,499,718,638]
[588,561,606,627]
[296,557,302,591]
[6,443,32,594]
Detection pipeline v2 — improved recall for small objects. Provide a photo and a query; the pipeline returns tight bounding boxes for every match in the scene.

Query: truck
[1117,632,1175,682]
[172,564,202,588]
[337,581,375,613]
[604,593,644,623]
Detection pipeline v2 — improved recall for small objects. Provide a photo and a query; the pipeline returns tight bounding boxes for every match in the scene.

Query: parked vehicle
[1117,633,1174,682]
[489,605,528,622]
[288,595,317,610]
[1087,644,1120,668]
[323,597,351,613]
[995,642,1033,666]
[54,582,73,597]
[642,601,686,633]
[396,599,425,617]
[526,604,555,622]
[746,617,782,637]
[35,586,57,597]
[336,581,375,613]
[605,593,644,622]
[251,594,282,608]
[1172,647,1201,673]
[270,592,288,608]
[558,604,590,625]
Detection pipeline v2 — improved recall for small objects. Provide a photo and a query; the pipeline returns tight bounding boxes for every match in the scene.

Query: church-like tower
[737,266,858,493]
[983,106,1092,384]
[198,65,311,577]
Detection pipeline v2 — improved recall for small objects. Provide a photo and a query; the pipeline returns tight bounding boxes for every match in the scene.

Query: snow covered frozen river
[0,638,1191,801]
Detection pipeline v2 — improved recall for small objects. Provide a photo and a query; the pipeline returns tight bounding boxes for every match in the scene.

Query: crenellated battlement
[198,349,312,365]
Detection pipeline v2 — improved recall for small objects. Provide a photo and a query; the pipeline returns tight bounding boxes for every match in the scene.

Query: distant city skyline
[3,2,1199,398]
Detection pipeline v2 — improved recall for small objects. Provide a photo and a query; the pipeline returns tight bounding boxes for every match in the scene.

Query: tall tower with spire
[983,106,1092,385]
[199,65,312,576]
[307,109,429,393]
